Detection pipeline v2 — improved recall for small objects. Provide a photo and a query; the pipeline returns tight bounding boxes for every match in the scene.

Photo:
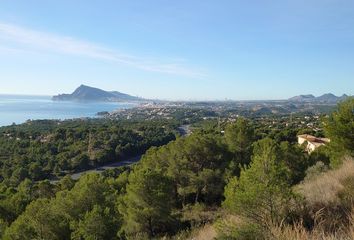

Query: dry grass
[270,224,350,240]
[296,158,354,206]
[270,210,354,240]
[212,212,354,240]
[162,223,217,240]
[348,210,354,240]
[273,158,354,240]
[213,214,244,238]
[188,224,217,240]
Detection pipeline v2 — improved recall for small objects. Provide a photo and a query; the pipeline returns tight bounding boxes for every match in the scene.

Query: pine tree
[223,138,293,230]
[120,168,175,239]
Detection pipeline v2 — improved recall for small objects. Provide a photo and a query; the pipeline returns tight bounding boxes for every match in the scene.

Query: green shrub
[215,216,264,240]
[304,161,328,182]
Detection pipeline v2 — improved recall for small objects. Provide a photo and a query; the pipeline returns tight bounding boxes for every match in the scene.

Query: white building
[297,134,330,153]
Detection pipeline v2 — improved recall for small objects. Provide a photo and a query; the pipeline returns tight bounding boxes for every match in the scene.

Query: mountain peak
[288,94,315,101]
[319,93,336,97]
[289,93,350,103]
[52,85,143,102]
[316,93,339,102]
[78,84,94,89]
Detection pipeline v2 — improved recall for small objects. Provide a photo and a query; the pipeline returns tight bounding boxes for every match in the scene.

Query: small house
[297,134,330,153]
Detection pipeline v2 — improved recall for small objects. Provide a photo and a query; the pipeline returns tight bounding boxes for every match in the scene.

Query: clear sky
[0,0,353,100]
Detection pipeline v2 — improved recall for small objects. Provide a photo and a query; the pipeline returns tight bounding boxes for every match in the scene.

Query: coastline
[0,95,137,127]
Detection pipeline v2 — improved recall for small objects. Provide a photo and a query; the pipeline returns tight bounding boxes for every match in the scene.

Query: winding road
[70,155,141,180]
[69,125,191,180]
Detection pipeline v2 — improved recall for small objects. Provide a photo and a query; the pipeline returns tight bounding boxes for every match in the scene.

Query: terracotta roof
[298,134,330,144]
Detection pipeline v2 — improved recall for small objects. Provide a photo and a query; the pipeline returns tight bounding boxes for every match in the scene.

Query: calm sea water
[0,95,134,127]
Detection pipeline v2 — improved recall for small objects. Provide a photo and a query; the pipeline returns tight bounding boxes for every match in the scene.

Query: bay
[0,95,134,127]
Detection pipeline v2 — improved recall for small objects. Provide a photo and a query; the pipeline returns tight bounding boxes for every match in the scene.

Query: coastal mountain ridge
[288,93,349,102]
[52,85,143,102]
[52,85,350,103]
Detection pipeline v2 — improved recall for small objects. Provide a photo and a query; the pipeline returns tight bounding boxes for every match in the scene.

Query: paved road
[70,155,141,180]
[69,124,191,180]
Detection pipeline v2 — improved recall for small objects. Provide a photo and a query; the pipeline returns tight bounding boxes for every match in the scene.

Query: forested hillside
[0,119,177,184]
[0,98,352,239]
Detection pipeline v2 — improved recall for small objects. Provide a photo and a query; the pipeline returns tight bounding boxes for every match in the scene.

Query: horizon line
[0,91,351,102]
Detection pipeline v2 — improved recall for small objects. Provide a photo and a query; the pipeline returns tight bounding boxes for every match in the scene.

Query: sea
[0,95,135,127]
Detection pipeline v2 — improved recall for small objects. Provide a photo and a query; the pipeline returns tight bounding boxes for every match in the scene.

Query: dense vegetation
[0,98,352,239]
[0,119,177,184]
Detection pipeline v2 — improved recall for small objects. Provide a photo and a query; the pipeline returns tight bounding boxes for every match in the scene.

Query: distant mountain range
[53,85,350,104]
[288,93,349,103]
[52,85,143,102]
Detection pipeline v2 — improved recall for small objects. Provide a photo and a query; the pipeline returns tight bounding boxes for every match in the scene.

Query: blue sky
[0,0,353,100]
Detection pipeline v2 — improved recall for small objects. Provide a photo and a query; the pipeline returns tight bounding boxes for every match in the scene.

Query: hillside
[288,94,315,102]
[52,85,143,102]
[289,93,349,103]
[0,98,352,239]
